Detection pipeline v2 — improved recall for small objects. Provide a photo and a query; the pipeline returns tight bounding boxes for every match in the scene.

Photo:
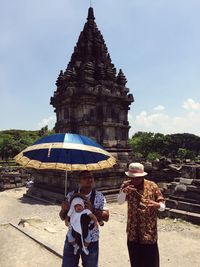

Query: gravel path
[0,188,200,267]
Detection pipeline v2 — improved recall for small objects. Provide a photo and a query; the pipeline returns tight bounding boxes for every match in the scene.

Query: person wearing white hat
[66,196,98,256]
[118,162,165,267]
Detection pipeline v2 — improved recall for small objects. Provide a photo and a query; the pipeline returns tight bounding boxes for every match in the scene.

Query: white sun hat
[125,162,148,178]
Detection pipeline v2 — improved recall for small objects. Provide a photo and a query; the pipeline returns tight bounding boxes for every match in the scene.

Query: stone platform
[164,164,200,225]
[26,166,125,203]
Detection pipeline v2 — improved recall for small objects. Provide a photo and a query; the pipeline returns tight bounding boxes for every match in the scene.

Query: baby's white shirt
[70,209,92,235]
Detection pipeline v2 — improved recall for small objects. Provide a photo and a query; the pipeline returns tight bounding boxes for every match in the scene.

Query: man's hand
[65,217,70,227]
[94,209,109,222]
[146,200,160,210]
[59,200,70,221]
[61,200,69,212]
[122,185,137,195]
[85,200,93,212]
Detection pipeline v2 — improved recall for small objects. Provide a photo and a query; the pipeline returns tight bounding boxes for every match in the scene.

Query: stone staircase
[25,185,120,204]
[101,187,119,203]
[163,164,200,225]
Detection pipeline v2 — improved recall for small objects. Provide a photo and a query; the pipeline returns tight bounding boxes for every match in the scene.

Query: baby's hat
[67,197,85,217]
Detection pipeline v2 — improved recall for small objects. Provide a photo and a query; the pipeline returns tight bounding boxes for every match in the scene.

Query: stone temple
[28,7,134,201]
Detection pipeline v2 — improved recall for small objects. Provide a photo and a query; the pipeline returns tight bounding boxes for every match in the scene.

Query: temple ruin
[27,7,134,200]
[51,7,133,158]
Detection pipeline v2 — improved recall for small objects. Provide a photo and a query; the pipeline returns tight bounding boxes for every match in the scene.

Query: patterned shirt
[66,190,107,242]
[122,179,164,244]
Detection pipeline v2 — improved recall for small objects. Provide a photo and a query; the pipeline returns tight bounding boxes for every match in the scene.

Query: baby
[65,196,98,255]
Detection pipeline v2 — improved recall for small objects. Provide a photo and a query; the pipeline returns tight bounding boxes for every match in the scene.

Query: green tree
[129,132,200,160]
[147,152,161,162]
[0,128,54,160]
[177,148,188,159]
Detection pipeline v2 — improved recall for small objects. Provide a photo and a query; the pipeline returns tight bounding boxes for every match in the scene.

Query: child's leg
[68,229,76,243]
[68,229,80,255]
[82,231,92,255]
[84,230,92,247]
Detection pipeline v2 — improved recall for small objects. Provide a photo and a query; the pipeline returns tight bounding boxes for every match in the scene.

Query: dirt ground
[0,224,61,267]
[0,188,200,267]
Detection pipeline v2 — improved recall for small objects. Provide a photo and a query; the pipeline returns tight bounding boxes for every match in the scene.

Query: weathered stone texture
[28,7,134,197]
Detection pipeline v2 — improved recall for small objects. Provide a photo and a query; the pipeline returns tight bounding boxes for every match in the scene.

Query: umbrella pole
[65,171,68,197]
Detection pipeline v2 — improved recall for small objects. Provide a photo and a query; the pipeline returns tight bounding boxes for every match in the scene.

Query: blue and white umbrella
[15,133,116,195]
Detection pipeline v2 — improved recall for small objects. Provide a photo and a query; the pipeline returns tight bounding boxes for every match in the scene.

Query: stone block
[15,177,22,182]
[16,183,23,187]
[192,179,200,186]
[179,178,193,185]
[181,165,199,179]
[187,185,200,193]
[3,184,16,189]
[175,184,187,192]
[166,199,178,209]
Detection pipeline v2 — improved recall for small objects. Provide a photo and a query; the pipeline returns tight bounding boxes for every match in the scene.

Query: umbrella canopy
[15,133,116,171]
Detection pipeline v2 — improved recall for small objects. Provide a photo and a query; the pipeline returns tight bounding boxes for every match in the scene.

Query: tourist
[118,162,165,267]
[59,170,109,267]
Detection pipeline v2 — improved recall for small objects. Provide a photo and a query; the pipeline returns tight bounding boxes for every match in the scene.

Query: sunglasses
[81,176,94,180]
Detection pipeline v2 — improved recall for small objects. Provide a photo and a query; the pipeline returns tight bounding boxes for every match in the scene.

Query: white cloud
[153,105,165,112]
[182,98,200,111]
[129,99,200,136]
[38,116,56,129]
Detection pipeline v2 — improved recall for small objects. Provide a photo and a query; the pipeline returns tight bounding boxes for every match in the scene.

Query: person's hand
[122,185,137,195]
[94,220,99,229]
[61,200,69,212]
[59,200,70,221]
[94,209,103,221]
[146,200,160,210]
[65,219,69,227]
[85,200,93,212]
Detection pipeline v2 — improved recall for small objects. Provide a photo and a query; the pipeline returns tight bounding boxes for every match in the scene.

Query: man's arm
[146,200,166,211]
[59,200,70,221]
[88,213,99,227]
[93,192,110,222]
[147,184,165,211]
[85,199,109,222]
[94,209,109,222]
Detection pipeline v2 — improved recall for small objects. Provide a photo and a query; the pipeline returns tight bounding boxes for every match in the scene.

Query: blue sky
[0,0,200,136]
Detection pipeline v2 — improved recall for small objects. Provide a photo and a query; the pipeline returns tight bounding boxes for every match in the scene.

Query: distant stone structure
[159,163,200,224]
[51,7,133,158]
[27,7,134,200]
[0,167,31,191]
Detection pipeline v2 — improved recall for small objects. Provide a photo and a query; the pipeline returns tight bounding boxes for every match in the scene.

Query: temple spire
[87,7,95,21]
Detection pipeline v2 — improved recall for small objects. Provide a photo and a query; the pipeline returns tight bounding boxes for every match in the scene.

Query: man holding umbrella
[60,170,109,267]
[15,133,115,267]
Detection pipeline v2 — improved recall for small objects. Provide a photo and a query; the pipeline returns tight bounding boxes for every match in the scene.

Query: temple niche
[28,7,134,200]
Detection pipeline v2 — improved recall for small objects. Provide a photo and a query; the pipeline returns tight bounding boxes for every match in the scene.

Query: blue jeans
[62,237,99,267]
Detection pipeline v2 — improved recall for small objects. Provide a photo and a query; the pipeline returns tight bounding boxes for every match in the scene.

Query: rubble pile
[0,168,31,190]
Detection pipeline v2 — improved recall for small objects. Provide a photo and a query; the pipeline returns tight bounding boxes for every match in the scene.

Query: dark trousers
[127,241,159,267]
[62,238,99,267]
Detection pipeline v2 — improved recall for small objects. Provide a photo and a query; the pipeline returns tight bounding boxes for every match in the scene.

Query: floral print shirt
[122,179,164,244]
